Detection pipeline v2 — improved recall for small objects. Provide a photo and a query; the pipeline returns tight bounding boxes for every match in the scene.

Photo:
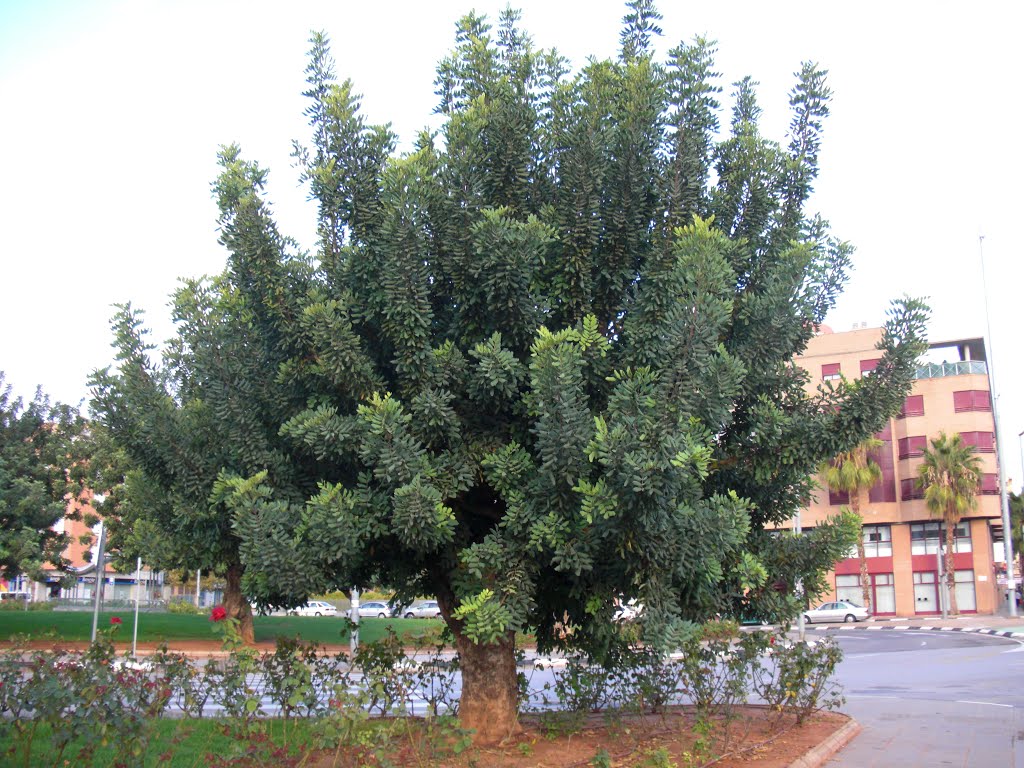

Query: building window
[828,488,850,506]
[822,363,841,382]
[860,358,880,376]
[910,521,971,554]
[980,473,1000,495]
[898,395,925,419]
[953,390,991,413]
[960,431,995,453]
[897,436,927,459]
[863,524,893,557]
[901,478,924,501]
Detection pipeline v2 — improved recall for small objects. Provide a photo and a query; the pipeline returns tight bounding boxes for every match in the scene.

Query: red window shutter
[822,363,841,377]
[973,390,991,411]
[953,391,972,412]
[898,436,926,459]
[869,440,897,503]
[829,489,850,506]
[899,395,924,418]
[874,422,892,440]
[900,478,922,501]
[980,432,995,452]
[860,358,880,374]
[980,473,999,494]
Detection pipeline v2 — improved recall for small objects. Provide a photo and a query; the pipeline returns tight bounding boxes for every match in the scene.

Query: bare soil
[306,708,851,768]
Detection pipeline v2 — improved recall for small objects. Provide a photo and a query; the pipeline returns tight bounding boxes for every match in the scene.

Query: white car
[402,600,442,618]
[290,600,338,617]
[356,600,395,618]
[803,601,870,624]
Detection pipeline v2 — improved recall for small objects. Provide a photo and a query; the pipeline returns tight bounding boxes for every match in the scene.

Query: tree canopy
[91,2,928,741]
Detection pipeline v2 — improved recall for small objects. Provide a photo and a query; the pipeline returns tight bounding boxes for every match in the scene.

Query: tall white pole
[350,587,360,654]
[795,510,805,642]
[195,569,201,608]
[132,557,142,658]
[979,236,1017,615]
[90,523,106,643]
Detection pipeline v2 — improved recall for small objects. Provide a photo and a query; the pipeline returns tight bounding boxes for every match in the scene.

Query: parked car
[612,598,644,622]
[802,601,869,624]
[402,600,442,618]
[356,600,395,618]
[290,600,338,617]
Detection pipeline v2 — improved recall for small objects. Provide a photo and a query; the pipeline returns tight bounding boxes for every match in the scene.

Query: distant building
[790,325,1004,616]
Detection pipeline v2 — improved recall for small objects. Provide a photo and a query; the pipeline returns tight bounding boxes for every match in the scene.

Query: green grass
[0,611,444,647]
[0,716,328,768]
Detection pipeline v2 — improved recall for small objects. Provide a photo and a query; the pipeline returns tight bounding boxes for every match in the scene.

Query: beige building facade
[793,326,1004,616]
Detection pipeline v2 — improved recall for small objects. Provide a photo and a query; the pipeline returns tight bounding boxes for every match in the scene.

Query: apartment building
[793,325,1004,616]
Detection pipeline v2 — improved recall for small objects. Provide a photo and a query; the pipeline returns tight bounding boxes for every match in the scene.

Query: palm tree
[917,432,983,616]
[820,437,883,611]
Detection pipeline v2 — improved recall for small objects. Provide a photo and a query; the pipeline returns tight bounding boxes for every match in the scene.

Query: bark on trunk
[945,518,959,616]
[454,630,520,745]
[222,562,255,645]
[852,492,872,612]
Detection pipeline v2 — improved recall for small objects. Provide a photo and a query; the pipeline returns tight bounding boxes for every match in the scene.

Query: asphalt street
[815,628,1024,767]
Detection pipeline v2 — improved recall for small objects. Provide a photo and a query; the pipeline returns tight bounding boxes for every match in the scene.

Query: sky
[1,0,1022,484]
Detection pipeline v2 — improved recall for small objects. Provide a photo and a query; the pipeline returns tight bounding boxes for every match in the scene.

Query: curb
[788,718,861,768]
[817,625,1024,639]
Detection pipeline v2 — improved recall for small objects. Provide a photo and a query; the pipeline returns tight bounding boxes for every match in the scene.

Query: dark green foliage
[0,373,88,580]
[92,4,928,670]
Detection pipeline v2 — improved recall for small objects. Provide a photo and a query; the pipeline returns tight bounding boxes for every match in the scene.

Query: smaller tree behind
[917,432,982,616]
[0,373,88,582]
[820,437,882,611]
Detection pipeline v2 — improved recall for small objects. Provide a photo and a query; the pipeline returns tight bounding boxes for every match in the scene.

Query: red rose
[110,616,123,625]
[210,605,228,622]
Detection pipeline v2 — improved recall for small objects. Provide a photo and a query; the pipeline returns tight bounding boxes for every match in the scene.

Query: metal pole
[132,556,142,658]
[90,522,106,643]
[195,569,201,608]
[795,511,805,642]
[350,587,360,654]
[979,235,1017,615]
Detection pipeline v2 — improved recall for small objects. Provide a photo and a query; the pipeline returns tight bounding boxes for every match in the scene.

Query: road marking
[954,700,1012,708]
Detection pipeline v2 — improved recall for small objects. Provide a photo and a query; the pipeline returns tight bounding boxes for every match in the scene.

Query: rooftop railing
[913,360,988,379]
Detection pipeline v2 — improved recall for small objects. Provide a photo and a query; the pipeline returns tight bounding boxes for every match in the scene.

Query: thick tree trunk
[945,518,959,616]
[453,630,520,745]
[222,562,255,645]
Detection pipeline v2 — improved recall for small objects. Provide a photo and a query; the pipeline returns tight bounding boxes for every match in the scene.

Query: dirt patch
[305,708,851,767]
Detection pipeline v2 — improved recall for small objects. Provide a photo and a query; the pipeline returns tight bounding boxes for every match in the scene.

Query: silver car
[356,601,395,618]
[402,600,442,618]
[803,600,870,624]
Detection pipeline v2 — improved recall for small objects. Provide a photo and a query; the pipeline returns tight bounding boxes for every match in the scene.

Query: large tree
[917,432,982,616]
[820,436,883,610]
[92,3,928,742]
[0,373,88,582]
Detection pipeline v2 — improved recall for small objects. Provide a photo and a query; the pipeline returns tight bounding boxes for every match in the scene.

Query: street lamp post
[979,236,1016,615]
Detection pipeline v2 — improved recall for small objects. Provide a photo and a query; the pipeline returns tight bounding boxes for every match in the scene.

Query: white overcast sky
[2,0,1022,485]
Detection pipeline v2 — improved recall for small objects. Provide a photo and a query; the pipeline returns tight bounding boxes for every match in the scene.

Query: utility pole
[795,510,805,642]
[90,522,106,643]
[979,235,1016,615]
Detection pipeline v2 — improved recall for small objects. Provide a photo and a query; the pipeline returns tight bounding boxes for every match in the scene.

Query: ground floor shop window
[954,569,977,612]
[914,571,938,613]
[836,572,895,614]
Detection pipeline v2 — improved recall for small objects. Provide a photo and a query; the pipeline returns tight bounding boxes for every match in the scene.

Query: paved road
[811,628,1024,767]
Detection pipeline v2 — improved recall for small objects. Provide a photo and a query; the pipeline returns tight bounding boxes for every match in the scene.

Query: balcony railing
[913,360,988,379]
